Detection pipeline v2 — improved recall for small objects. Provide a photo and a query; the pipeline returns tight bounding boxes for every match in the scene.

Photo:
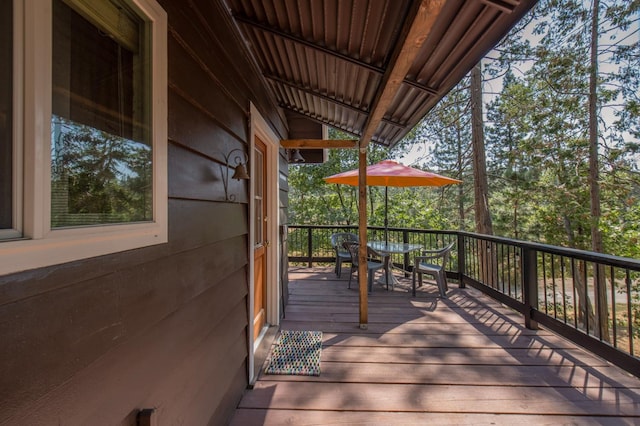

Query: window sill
[0,222,167,275]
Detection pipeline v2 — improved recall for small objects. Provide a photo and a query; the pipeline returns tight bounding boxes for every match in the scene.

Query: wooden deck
[230,266,640,425]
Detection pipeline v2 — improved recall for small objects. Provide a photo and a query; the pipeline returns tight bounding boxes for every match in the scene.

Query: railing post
[522,246,539,330]
[307,227,313,268]
[457,233,466,288]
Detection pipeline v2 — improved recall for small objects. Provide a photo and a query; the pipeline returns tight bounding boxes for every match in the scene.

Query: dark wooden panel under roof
[225,0,537,148]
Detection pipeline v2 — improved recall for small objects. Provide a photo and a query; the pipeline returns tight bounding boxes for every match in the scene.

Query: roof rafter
[360,0,446,148]
[277,103,387,145]
[281,139,357,149]
[480,0,517,13]
[265,73,406,129]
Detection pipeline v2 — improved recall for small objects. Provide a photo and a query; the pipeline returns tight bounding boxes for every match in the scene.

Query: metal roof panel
[225,0,537,147]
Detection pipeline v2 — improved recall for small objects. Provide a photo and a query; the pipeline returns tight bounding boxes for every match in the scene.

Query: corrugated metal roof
[225,0,537,148]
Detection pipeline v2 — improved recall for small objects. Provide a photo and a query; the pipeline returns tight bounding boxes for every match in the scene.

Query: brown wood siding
[0,1,289,425]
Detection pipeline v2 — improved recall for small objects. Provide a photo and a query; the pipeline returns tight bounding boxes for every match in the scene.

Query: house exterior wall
[0,1,288,424]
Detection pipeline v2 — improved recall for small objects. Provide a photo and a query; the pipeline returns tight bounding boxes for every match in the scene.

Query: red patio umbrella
[324,160,462,242]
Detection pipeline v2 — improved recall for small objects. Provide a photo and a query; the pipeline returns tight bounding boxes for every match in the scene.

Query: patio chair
[330,232,358,277]
[343,241,385,293]
[412,242,455,298]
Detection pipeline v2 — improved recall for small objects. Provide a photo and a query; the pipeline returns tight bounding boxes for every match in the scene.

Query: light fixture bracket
[220,148,249,202]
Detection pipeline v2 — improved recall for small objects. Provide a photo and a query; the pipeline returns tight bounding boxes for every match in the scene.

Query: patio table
[367,241,423,289]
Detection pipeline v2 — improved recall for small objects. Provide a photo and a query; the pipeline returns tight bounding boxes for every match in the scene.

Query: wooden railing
[287,224,640,377]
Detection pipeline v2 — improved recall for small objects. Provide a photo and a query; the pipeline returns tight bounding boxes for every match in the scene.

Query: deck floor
[230,266,640,425]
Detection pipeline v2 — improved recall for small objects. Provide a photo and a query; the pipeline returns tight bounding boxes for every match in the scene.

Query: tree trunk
[335,185,350,225]
[471,62,495,285]
[471,62,493,236]
[513,198,519,240]
[588,0,609,340]
[456,101,465,230]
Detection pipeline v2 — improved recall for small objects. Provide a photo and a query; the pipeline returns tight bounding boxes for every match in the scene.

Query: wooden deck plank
[279,319,553,336]
[239,382,640,416]
[230,268,640,425]
[257,362,640,389]
[230,409,639,426]
[297,331,578,350]
[282,312,534,326]
[319,346,614,367]
[283,301,523,317]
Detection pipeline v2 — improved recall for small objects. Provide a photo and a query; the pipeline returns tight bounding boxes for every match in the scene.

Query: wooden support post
[358,147,368,329]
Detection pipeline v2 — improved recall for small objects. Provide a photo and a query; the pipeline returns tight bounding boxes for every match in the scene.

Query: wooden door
[253,137,268,341]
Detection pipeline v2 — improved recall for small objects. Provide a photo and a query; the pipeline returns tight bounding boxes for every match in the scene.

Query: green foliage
[406,82,474,230]
[288,128,457,229]
[481,0,640,253]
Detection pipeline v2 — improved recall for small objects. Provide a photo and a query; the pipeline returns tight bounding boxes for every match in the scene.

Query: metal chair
[330,232,358,277]
[412,242,455,298]
[343,241,385,293]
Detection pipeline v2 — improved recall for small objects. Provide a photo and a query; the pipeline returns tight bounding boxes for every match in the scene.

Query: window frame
[0,0,167,275]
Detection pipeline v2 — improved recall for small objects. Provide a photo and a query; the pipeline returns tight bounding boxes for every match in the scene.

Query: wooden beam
[281,139,357,149]
[359,0,446,148]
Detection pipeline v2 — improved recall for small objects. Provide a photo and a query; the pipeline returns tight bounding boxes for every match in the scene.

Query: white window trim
[0,0,167,275]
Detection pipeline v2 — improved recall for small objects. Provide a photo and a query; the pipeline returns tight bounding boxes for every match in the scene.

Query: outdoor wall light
[288,149,305,163]
[220,148,249,202]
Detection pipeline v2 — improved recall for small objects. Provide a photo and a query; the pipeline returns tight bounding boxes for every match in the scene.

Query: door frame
[248,103,280,383]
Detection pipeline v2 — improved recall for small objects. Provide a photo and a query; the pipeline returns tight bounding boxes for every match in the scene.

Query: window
[0,0,167,275]
[52,0,153,228]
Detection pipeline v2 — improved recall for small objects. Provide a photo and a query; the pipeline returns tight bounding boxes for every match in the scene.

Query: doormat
[264,330,323,376]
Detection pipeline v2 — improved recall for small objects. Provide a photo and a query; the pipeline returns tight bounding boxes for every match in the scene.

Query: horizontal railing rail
[287,224,640,377]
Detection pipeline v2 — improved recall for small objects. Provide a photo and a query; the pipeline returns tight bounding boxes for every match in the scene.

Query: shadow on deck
[231,266,640,425]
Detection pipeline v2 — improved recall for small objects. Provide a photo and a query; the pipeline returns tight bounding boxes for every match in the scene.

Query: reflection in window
[0,1,13,232]
[51,116,152,226]
[51,0,152,227]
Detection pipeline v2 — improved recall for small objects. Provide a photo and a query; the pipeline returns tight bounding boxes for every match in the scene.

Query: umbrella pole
[384,186,388,245]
